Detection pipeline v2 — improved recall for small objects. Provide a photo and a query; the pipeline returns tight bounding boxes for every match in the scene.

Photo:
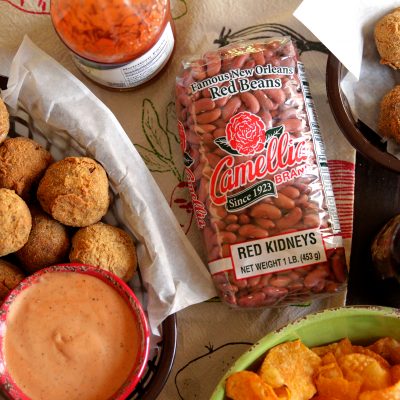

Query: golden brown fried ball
[0,259,25,300]
[0,137,53,200]
[375,8,400,69]
[378,85,400,142]
[0,98,9,144]
[0,189,31,256]
[16,208,70,273]
[69,222,137,281]
[37,157,110,227]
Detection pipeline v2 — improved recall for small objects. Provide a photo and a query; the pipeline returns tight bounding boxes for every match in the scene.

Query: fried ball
[378,85,400,142]
[0,189,32,256]
[0,259,25,300]
[16,208,70,273]
[37,157,110,227]
[0,137,53,200]
[69,222,137,281]
[375,8,400,69]
[0,98,9,144]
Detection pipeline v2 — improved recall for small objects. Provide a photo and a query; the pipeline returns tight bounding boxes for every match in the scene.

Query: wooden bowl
[326,53,400,173]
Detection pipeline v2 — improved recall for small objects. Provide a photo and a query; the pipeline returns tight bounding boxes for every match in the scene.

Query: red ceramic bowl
[0,263,150,400]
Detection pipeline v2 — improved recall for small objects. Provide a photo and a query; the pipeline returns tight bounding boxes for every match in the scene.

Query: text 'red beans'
[176,37,348,308]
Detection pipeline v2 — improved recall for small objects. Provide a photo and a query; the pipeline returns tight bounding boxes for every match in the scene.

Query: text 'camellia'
[210,130,308,206]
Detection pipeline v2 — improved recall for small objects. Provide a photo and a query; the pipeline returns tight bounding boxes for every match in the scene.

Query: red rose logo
[178,120,187,152]
[226,111,266,155]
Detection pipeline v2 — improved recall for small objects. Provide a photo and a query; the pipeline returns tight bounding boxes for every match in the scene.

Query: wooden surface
[347,152,400,307]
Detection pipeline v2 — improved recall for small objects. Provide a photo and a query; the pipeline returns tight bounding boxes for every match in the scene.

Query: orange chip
[338,353,392,391]
[259,340,321,400]
[312,338,353,359]
[315,375,361,400]
[368,337,400,365]
[315,355,343,380]
[358,380,400,400]
[320,352,338,365]
[352,345,391,369]
[391,365,400,384]
[226,370,279,400]
[274,386,291,399]
[311,343,339,357]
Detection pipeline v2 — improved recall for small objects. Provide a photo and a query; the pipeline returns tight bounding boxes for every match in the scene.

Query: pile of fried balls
[0,98,137,300]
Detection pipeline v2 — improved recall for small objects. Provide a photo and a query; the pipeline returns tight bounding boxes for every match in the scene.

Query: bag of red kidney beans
[175,37,348,308]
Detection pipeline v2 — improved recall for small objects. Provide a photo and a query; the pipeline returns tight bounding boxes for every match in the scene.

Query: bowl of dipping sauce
[0,263,150,400]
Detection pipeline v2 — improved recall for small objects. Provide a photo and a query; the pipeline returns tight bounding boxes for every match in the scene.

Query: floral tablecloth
[0,0,355,399]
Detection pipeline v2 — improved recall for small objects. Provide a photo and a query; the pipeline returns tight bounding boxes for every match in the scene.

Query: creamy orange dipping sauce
[3,272,140,400]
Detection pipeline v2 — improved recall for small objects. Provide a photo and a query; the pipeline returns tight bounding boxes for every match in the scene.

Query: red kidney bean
[252,51,265,66]
[193,98,215,114]
[217,282,239,293]
[215,96,229,108]
[238,214,251,225]
[269,275,292,288]
[287,282,304,291]
[247,276,261,288]
[250,203,282,219]
[273,193,295,210]
[225,214,238,224]
[193,124,216,134]
[220,244,229,257]
[266,88,286,105]
[191,59,206,80]
[279,186,300,199]
[205,153,221,169]
[228,272,248,289]
[237,291,266,307]
[214,119,227,128]
[262,286,288,298]
[275,207,302,231]
[254,218,275,230]
[304,268,329,289]
[213,128,226,139]
[259,110,273,128]
[196,108,221,124]
[226,223,240,232]
[254,90,275,111]
[238,224,268,239]
[205,52,222,77]
[218,231,237,244]
[201,88,212,98]
[240,92,260,114]
[281,118,306,133]
[222,97,242,121]
[232,54,249,69]
[303,211,320,228]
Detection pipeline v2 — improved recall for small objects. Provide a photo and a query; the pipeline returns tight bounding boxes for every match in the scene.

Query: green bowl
[210,306,400,400]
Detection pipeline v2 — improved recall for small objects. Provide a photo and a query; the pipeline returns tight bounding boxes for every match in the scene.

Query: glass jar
[50,0,175,90]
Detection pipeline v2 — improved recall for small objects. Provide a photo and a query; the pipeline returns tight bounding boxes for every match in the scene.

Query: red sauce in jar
[51,0,175,89]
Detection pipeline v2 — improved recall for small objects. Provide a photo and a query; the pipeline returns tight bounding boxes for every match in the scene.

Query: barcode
[297,61,342,234]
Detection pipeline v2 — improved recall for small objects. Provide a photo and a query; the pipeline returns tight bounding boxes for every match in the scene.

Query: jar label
[73,23,175,89]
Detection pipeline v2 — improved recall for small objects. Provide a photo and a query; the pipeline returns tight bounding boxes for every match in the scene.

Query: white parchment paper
[295,0,400,157]
[1,36,217,334]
